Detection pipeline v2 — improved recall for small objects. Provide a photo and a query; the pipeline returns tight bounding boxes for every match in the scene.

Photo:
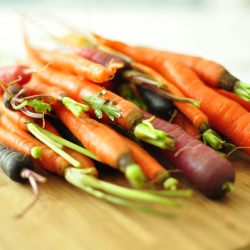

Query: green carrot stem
[124,163,147,189]
[144,189,193,197]
[234,81,250,102]
[66,175,173,218]
[31,146,42,159]
[65,168,181,207]
[202,129,225,150]
[134,117,175,150]
[62,97,89,117]
[163,177,179,191]
[36,126,99,161]
[222,182,235,193]
[12,100,28,110]
[27,123,80,168]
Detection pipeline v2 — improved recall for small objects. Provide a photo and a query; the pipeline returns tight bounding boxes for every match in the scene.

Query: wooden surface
[0,156,250,250]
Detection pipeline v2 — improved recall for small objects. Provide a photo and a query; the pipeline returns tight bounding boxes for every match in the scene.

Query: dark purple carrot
[143,111,235,199]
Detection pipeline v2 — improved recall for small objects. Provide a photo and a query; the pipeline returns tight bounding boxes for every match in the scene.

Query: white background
[0,0,249,81]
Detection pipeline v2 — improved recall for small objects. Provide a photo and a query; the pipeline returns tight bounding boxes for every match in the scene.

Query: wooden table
[0,156,250,250]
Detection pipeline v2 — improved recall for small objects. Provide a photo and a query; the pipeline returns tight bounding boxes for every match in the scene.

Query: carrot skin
[144,112,235,199]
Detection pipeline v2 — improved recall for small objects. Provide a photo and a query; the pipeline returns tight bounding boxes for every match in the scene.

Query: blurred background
[0,0,249,80]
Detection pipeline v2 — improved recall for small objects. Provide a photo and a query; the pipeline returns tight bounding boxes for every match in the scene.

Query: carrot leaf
[83,89,121,121]
[25,99,51,113]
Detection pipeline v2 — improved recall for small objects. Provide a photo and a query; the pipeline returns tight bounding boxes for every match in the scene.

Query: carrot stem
[144,189,193,197]
[163,177,179,191]
[65,169,173,218]
[234,81,250,102]
[27,123,81,168]
[202,129,226,150]
[65,168,181,207]
[134,117,175,150]
[61,97,89,117]
[36,125,100,161]
[30,146,42,159]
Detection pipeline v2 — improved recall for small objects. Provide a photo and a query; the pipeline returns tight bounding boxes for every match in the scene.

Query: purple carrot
[77,47,126,68]
[143,111,235,199]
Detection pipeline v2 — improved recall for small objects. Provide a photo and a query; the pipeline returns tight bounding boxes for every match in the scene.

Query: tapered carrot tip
[125,163,147,188]
[234,81,250,102]
[134,117,175,150]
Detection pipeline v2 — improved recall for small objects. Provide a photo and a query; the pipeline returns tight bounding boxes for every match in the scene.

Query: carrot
[120,135,168,182]
[53,104,146,187]
[28,46,117,84]
[43,120,97,174]
[217,89,250,112]
[172,112,200,139]
[0,124,70,175]
[95,36,209,132]
[143,112,235,199]
[94,34,250,101]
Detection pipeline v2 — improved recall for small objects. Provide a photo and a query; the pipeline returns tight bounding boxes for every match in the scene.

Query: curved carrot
[217,89,250,112]
[95,36,250,154]
[121,135,168,182]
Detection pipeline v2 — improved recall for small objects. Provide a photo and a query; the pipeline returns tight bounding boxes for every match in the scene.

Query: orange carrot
[121,135,168,182]
[130,61,209,131]
[27,53,143,131]
[27,45,117,83]
[43,121,96,173]
[95,34,250,100]
[217,89,250,112]
[95,36,250,154]
[0,123,70,175]
[172,112,200,139]
[53,104,146,187]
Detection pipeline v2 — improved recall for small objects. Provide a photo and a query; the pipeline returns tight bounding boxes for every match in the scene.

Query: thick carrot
[172,112,200,139]
[53,104,146,187]
[0,124,70,175]
[121,135,168,182]
[217,89,250,112]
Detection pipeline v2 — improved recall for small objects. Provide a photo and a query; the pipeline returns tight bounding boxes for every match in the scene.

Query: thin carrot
[0,124,70,175]
[95,34,250,101]
[27,46,117,84]
[217,89,250,112]
[43,121,96,173]
[172,112,200,139]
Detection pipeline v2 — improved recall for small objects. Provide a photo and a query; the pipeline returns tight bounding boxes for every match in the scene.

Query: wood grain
[0,156,249,250]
